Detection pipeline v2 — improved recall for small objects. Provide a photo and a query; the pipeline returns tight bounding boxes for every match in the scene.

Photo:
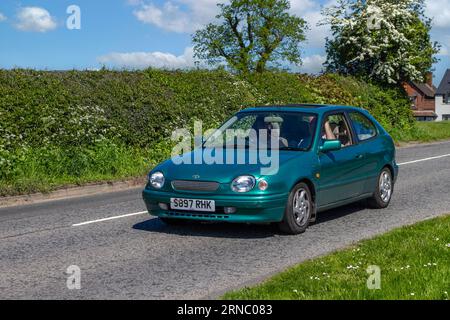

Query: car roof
[239,104,363,114]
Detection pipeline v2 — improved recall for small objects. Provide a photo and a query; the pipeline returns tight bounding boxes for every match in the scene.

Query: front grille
[171,180,219,192]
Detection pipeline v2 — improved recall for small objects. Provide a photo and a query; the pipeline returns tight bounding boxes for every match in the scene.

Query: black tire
[278,182,313,235]
[159,217,187,225]
[367,167,393,209]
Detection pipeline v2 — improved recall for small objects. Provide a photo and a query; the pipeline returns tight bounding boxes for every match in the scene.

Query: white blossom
[322,0,434,83]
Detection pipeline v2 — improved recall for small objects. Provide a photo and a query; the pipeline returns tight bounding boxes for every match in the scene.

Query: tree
[192,0,308,75]
[322,0,440,85]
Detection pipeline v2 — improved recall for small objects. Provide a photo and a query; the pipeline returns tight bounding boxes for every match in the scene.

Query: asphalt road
[1,141,450,299]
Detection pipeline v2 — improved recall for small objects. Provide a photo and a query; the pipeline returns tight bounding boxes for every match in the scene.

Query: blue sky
[0,0,449,85]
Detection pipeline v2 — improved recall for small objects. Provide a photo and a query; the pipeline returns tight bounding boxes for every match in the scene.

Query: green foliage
[309,74,416,133]
[247,72,314,104]
[0,69,418,195]
[192,0,308,75]
[0,140,172,196]
[393,121,450,143]
[0,69,256,150]
[257,72,416,133]
[322,0,439,85]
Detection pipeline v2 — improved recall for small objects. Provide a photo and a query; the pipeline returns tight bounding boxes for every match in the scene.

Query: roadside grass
[393,121,450,144]
[0,142,170,196]
[223,215,450,300]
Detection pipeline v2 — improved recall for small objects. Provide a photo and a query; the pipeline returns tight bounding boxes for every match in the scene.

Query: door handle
[356,154,364,159]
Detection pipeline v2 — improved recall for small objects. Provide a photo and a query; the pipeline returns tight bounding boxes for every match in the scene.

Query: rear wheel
[278,182,313,235]
[367,168,393,209]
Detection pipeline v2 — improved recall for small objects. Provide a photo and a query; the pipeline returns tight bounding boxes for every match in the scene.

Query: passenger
[337,121,351,147]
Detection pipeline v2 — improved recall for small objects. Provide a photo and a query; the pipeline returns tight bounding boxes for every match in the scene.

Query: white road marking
[72,211,147,227]
[398,153,450,166]
[71,153,450,227]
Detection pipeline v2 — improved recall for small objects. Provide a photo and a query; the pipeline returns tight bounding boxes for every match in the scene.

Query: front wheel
[278,182,313,235]
[367,168,393,209]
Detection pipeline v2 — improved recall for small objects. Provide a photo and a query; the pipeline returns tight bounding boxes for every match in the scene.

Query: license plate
[170,198,215,212]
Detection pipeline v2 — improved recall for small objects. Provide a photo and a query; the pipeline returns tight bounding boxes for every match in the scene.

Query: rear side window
[349,112,377,141]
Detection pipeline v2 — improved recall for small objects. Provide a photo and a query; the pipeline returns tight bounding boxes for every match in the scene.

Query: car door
[347,111,382,195]
[317,112,367,206]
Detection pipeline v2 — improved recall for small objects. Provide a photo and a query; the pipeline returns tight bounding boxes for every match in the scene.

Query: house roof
[436,69,450,96]
[411,82,436,98]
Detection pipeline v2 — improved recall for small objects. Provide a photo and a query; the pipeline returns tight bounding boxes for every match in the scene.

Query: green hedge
[0,69,415,195]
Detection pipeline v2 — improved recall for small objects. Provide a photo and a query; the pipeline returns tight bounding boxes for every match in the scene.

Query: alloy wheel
[292,188,310,226]
[379,171,392,203]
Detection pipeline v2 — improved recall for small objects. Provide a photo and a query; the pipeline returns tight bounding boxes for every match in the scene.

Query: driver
[262,117,288,149]
[322,120,336,140]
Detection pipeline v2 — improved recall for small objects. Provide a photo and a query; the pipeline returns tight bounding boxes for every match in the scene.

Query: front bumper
[142,188,288,223]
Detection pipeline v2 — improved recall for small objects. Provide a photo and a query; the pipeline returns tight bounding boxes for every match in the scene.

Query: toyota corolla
[142,105,398,234]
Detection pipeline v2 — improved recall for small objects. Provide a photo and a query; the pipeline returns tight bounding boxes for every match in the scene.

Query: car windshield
[203,111,318,151]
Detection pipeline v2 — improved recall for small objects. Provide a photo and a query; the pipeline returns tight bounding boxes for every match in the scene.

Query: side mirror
[319,140,341,153]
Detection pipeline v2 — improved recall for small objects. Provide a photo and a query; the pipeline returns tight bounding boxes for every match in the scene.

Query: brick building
[402,73,437,121]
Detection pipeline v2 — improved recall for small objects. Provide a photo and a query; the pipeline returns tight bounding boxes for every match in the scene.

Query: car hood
[155,148,307,183]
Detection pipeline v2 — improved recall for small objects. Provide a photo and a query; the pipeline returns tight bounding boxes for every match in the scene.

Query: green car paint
[142,105,398,226]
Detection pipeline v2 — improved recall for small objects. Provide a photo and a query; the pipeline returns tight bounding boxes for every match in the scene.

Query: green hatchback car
[142,105,398,234]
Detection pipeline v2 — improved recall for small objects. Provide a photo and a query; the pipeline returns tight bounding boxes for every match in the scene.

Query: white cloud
[289,0,317,16]
[130,0,331,52]
[131,0,326,36]
[303,10,330,48]
[289,0,336,50]
[133,3,193,33]
[132,0,221,33]
[98,49,325,73]
[98,47,197,69]
[125,1,330,70]
[426,0,450,28]
[438,45,449,56]
[297,54,326,74]
[435,34,450,56]
[15,7,57,32]
[0,12,6,22]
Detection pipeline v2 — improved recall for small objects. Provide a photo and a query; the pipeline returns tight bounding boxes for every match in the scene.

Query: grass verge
[0,141,171,196]
[393,121,450,143]
[223,215,450,300]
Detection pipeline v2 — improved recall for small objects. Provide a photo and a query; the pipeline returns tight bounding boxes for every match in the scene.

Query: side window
[349,112,377,141]
[321,113,353,147]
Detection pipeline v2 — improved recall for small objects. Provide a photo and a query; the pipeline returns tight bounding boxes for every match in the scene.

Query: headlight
[149,171,165,189]
[231,175,256,193]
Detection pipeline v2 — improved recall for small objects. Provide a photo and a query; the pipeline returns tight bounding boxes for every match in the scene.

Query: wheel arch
[382,163,394,178]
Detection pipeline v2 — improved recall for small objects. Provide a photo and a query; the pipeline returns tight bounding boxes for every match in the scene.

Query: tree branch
[226,15,246,51]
